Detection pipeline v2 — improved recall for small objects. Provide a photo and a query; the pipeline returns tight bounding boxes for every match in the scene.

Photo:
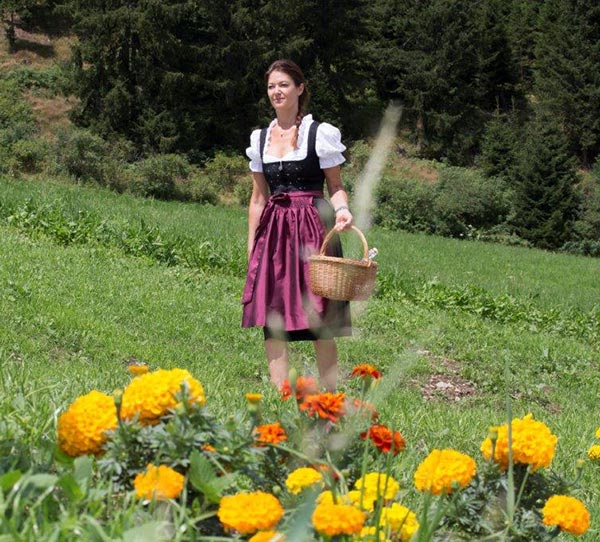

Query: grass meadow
[1,176,600,540]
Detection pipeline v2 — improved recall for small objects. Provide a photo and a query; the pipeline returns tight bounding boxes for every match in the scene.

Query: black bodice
[259,121,325,195]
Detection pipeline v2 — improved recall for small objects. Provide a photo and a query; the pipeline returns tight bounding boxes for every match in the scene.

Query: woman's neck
[276,111,298,130]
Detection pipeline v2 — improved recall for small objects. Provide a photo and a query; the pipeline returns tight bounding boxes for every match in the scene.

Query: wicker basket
[309,226,378,301]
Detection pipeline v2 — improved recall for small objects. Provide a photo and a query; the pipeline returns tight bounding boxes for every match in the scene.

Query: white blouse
[246,114,346,173]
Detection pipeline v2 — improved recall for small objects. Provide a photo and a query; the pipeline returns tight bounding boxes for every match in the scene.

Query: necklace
[277,124,296,138]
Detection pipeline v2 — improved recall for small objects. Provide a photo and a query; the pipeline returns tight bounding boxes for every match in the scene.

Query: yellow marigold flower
[542,495,590,535]
[316,490,372,510]
[312,501,366,536]
[380,503,420,541]
[285,467,324,494]
[596,427,600,439]
[248,531,285,542]
[480,413,557,472]
[133,463,185,500]
[588,444,600,461]
[120,368,206,424]
[354,472,400,501]
[347,489,374,511]
[414,449,476,495]
[218,491,283,535]
[57,390,117,457]
[361,526,390,542]
[245,393,263,403]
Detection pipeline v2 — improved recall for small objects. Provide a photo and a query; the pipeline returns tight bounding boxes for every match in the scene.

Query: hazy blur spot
[353,104,403,233]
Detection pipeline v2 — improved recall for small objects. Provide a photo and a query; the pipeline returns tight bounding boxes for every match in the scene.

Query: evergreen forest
[2,0,600,254]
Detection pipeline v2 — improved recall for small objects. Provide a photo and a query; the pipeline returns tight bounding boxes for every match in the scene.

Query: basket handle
[320,225,370,260]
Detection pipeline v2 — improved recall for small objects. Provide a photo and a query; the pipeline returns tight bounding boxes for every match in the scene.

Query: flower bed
[50,363,592,541]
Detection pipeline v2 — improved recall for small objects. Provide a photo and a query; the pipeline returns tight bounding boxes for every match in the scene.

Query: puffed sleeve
[245,129,263,173]
[316,122,346,169]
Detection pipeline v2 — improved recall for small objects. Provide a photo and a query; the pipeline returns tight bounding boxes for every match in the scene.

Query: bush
[433,166,510,237]
[0,79,38,174]
[572,165,600,241]
[53,129,114,183]
[131,154,193,200]
[187,173,220,205]
[10,138,50,174]
[233,176,253,206]
[204,151,248,192]
[374,176,437,233]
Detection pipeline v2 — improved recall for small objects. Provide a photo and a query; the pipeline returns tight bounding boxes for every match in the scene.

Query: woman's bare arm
[247,172,270,260]
[324,166,353,231]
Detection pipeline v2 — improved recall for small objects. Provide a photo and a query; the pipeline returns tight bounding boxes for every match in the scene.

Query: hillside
[0,20,75,140]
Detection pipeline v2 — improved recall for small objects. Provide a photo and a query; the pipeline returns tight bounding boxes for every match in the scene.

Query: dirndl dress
[241,119,352,341]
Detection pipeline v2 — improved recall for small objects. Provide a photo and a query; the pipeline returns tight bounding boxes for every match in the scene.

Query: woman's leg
[265,338,290,389]
[315,339,338,391]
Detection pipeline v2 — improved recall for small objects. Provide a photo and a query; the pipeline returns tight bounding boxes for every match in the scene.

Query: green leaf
[73,455,94,493]
[27,473,58,489]
[58,472,84,503]
[0,470,22,492]
[188,449,232,503]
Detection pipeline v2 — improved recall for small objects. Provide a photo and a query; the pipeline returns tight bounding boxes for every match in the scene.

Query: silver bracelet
[334,205,349,214]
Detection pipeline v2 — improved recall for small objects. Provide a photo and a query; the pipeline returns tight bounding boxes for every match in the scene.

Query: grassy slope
[2,176,600,535]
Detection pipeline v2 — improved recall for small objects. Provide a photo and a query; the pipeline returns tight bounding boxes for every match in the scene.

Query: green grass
[1,175,600,540]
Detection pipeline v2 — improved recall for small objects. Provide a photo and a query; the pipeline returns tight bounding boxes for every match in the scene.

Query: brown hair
[265,59,310,148]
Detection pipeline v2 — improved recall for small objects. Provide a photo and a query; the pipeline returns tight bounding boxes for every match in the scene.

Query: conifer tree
[370,0,520,164]
[535,0,600,165]
[511,111,580,249]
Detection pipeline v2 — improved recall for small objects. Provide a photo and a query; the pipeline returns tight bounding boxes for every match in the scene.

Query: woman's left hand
[334,208,353,231]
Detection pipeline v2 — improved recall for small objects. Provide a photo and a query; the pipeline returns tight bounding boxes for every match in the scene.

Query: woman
[242,59,354,391]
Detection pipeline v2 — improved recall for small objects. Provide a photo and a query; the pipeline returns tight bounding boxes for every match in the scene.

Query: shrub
[131,154,192,200]
[204,150,248,192]
[53,129,113,183]
[233,176,253,206]
[572,165,600,241]
[374,176,437,233]
[433,166,510,237]
[0,79,38,174]
[10,138,50,174]
[187,172,220,205]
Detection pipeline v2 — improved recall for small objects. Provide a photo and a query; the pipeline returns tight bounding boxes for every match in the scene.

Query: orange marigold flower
[312,501,366,536]
[202,444,216,453]
[480,413,557,472]
[218,491,283,535]
[253,422,287,446]
[361,424,406,455]
[351,364,382,379]
[542,495,590,535]
[414,449,476,495]
[57,390,117,457]
[280,376,318,401]
[245,393,263,403]
[299,392,346,423]
[120,368,206,425]
[249,531,286,542]
[127,362,150,376]
[133,463,185,500]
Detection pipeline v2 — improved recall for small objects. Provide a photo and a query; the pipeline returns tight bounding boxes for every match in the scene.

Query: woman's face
[267,70,304,114]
